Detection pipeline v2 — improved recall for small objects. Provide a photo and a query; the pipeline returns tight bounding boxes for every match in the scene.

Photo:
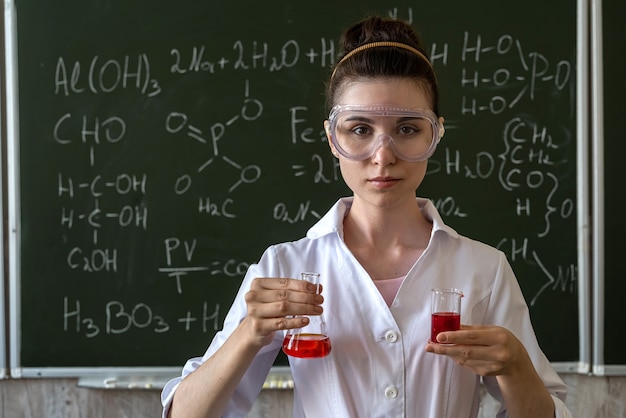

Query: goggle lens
[329,105,442,162]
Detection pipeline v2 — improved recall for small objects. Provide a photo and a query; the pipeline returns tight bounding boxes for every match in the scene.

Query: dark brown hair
[326,16,439,115]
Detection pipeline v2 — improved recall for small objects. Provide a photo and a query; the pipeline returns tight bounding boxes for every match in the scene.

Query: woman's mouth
[369,176,399,187]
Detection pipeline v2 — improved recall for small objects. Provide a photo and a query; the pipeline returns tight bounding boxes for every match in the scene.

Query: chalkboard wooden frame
[591,0,626,376]
[5,0,20,379]
[3,0,593,385]
[0,95,5,379]
[0,112,5,379]
[0,47,5,377]
[1,1,13,381]
[574,0,592,376]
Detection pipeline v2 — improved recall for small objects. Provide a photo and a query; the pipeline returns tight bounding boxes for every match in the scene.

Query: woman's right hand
[241,277,324,347]
[169,276,323,418]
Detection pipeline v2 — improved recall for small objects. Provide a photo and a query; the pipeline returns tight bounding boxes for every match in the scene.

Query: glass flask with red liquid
[430,288,463,344]
[282,272,331,359]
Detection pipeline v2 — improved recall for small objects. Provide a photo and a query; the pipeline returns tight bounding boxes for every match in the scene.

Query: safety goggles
[327,105,444,162]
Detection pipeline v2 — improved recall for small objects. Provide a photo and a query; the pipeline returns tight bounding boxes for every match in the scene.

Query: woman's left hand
[426,324,557,417]
[425,324,528,377]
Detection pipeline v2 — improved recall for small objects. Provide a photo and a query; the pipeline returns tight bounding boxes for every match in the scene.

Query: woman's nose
[370,135,396,166]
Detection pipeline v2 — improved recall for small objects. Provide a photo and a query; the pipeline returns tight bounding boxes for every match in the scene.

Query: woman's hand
[169,277,323,418]
[241,277,324,348]
[426,324,556,418]
[425,324,526,376]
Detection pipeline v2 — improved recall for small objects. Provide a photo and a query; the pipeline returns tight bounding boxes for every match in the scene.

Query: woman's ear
[438,116,445,139]
[324,120,339,158]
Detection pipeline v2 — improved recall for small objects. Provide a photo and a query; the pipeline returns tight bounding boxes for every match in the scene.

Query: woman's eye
[399,125,418,135]
[352,126,370,136]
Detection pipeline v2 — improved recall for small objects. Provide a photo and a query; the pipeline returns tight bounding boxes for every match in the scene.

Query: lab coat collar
[306,197,460,240]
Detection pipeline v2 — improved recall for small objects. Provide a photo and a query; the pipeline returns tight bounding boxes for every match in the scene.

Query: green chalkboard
[601,0,626,368]
[9,0,581,374]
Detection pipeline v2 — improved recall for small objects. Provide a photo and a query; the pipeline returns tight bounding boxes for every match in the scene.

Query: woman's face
[325,78,440,210]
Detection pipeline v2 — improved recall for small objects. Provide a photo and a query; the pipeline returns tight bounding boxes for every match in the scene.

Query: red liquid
[282,333,331,358]
[431,312,460,343]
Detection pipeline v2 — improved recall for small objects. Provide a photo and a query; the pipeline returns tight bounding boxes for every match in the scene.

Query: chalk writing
[37,14,576,349]
[433,196,468,218]
[273,201,322,224]
[456,32,572,115]
[55,54,161,97]
[63,297,219,337]
[166,79,263,196]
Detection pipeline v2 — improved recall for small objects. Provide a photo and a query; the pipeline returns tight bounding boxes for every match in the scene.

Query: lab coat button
[384,330,398,343]
[384,386,398,399]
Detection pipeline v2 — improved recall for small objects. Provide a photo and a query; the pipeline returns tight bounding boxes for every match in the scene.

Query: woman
[162,16,572,418]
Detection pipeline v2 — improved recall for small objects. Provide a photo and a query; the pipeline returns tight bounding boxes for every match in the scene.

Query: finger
[245,304,319,339]
[243,311,311,343]
[432,330,476,345]
[273,315,312,332]
[429,338,512,364]
[432,342,490,360]
[436,326,505,346]
[247,278,323,305]
[251,277,319,293]
[248,298,323,318]
[426,342,509,376]
[247,287,324,306]
[251,277,322,298]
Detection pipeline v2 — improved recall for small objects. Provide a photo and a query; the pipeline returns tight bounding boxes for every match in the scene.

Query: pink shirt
[373,276,405,307]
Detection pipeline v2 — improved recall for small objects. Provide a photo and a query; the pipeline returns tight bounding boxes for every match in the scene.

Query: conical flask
[282,272,331,358]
